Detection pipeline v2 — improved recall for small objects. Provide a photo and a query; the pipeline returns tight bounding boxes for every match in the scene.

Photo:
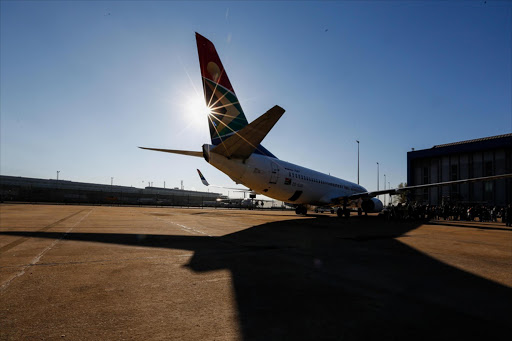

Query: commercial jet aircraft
[140,33,511,216]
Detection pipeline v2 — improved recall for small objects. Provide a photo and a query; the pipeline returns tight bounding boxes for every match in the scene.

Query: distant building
[407,133,512,206]
[0,175,222,206]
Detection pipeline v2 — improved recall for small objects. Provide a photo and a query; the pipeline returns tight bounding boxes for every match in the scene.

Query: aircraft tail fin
[211,105,285,160]
[197,169,210,186]
[196,33,249,146]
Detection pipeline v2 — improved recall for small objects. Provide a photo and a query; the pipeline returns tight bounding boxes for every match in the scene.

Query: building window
[485,161,493,176]
[423,167,429,184]
[485,181,493,202]
[450,164,458,181]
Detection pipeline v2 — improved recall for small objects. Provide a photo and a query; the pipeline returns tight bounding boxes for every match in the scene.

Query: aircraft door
[269,161,279,184]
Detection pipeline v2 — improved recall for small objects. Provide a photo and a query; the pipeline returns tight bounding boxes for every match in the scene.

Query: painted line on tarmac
[149,214,214,237]
[0,209,93,293]
[0,209,87,254]
[0,254,195,269]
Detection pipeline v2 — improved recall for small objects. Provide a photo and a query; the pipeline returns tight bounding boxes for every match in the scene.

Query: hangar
[407,133,512,206]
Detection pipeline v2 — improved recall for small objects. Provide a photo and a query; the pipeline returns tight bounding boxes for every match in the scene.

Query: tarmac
[0,204,511,340]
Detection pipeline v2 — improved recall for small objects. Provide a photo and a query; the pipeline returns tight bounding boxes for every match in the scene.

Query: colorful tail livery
[196,33,249,146]
[197,169,209,186]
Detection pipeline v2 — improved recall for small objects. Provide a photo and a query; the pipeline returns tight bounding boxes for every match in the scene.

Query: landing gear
[337,201,351,218]
[295,205,307,215]
[336,208,350,218]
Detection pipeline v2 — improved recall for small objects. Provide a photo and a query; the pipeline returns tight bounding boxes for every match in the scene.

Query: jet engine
[361,197,384,213]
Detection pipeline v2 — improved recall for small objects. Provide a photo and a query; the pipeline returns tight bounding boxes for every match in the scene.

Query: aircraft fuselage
[205,144,381,211]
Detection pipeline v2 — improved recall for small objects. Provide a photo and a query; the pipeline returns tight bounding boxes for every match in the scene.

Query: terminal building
[407,133,512,206]
[0,175,223,206]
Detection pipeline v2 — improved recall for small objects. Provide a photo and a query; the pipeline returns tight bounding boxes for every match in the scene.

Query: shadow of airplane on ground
[2,216,511,340]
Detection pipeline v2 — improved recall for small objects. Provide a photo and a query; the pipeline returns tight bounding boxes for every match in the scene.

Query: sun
[182,93,210,126]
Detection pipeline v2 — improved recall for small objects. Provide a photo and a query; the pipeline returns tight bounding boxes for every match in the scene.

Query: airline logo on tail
[197,169,209,186]
[196,33,249,146]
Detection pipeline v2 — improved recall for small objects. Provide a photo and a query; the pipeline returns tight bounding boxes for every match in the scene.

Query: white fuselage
[207,147,369,208]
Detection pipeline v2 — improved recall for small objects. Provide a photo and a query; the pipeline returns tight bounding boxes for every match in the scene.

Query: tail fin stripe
[207,110,260,156]
[203,78,247,137]
[207,113,230,155]
[208,113,256,155]
[207,112,256,156]
[203,78,244,114]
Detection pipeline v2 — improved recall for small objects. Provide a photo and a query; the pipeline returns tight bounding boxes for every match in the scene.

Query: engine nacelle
[361,197,384,213]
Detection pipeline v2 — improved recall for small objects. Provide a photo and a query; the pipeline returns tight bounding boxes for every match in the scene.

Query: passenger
[491,206,498,222]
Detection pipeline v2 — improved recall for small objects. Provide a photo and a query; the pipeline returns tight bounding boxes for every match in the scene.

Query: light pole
[111,177,114,186]
[56,171,60,181]
[376,162,379,191]
[376,162,379,201]
[356,140,360,184]
[388,181,390,205]
[384,174,386,205]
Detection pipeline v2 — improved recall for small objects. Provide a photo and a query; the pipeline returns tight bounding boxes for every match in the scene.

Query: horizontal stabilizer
[139,147,202,158]
[211,105,285,159]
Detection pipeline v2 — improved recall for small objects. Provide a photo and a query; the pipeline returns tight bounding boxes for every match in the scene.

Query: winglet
[197,169,210,186]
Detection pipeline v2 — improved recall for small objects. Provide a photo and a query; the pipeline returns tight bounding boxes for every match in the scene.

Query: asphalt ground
[0,204,511,340]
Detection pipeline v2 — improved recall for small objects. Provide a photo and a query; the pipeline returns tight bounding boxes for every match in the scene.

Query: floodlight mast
[356,140,360,185]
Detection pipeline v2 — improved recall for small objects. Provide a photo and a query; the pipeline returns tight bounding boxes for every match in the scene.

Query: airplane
[140,32,512,217]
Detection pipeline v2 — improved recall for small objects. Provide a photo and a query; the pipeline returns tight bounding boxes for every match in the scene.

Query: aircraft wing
[344,173,512,201]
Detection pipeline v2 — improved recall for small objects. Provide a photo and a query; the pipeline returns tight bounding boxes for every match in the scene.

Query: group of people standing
[381,202,512,226]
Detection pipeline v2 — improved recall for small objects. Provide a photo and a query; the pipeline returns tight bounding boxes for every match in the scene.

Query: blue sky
[1,1,511,197]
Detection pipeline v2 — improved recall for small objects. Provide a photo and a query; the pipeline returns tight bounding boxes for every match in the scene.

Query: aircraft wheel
[337,208,343,217]
[296,206,307,215]
[344,209,351,218]
[315,209,319,213]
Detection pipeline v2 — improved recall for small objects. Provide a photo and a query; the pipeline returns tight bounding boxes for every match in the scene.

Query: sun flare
[182,94,210,126]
